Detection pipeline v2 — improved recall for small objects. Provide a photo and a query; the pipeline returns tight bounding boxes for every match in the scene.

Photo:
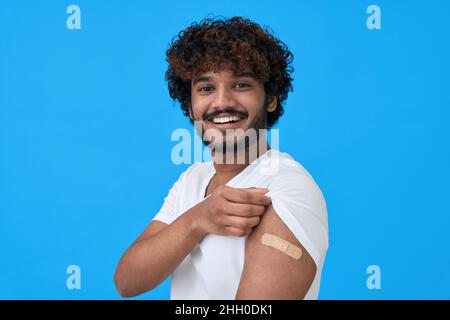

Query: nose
[211,85,238,111]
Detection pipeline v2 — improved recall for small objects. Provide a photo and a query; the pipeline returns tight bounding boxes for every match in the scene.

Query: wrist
[186,206,207,242]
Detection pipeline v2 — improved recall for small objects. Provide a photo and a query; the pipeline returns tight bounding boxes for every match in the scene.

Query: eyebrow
[192,76,211,86]
[234,71,257,79]
[191,71,257,86]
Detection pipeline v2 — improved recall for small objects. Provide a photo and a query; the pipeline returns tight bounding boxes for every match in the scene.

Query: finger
[222,186,271,206]
[225,202,266,217]
[246,188,272,205]
[223,226,253,237]
[224,215,261,230]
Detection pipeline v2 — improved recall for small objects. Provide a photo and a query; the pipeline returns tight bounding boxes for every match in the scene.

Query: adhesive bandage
[261,233,303,260]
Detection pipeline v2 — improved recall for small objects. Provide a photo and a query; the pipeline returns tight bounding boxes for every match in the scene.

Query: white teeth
[212,116,241,124]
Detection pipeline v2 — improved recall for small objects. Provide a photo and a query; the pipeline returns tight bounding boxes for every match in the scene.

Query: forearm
[114,207,205,297]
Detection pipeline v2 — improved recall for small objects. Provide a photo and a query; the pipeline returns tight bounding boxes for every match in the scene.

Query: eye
[234,82,251,89]
[198,86,213,92]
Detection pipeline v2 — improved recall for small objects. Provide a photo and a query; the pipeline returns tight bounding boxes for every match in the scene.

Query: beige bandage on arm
[261,233,303,260]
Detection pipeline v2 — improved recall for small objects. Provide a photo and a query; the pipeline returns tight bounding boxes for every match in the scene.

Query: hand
[192,185,272,238]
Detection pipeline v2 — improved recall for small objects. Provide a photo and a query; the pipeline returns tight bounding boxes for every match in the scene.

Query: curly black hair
[165,16,294,129]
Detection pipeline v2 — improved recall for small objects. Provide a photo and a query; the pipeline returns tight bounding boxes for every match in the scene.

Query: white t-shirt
[152,150,329,300]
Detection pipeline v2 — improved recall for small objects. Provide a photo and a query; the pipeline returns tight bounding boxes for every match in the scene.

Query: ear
[267,96,277,113]
[188,103,195,121]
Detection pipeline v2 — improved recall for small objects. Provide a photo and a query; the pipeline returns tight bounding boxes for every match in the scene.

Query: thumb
[247,187,269,193]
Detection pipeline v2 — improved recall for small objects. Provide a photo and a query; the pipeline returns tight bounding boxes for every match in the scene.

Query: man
[114,16,328,300]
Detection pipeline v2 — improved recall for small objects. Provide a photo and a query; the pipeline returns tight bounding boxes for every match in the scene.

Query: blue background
[1,0,449,299]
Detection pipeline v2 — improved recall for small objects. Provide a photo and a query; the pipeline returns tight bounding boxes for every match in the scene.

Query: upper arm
[235,205,317,300]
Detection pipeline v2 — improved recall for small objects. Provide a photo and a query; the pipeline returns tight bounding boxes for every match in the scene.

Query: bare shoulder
[235,205,317,300]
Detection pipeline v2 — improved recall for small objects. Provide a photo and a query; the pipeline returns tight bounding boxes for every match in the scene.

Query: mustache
[203,108,248,121]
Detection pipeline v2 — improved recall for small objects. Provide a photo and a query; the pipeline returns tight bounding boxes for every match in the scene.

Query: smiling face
[190,69,277,153]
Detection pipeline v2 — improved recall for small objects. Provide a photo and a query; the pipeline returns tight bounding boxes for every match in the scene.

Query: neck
[211,140,270,184]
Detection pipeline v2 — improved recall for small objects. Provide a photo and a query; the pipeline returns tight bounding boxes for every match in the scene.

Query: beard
[195,97,269,162]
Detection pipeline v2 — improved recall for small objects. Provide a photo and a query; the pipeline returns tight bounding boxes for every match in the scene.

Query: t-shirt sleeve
[266,165,329,268]
[152,166,193,225]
